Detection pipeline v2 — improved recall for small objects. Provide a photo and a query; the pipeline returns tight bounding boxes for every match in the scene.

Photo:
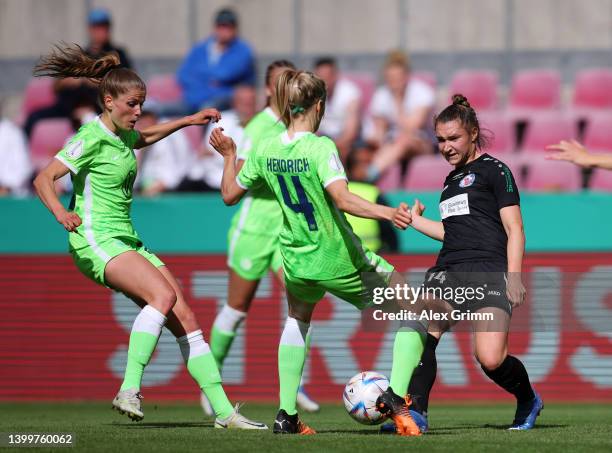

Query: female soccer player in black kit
[384,94,542,433]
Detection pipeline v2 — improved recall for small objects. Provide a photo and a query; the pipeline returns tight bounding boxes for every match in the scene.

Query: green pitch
[1,402,610,452]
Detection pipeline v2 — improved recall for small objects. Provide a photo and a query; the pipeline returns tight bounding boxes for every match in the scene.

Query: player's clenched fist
[56,211,82,232]
[209,127,237,157]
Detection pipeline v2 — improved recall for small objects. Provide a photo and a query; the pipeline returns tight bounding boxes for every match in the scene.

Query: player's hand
[56,210,82,232]
[209,127,237,157]
[391,202,412,230]
[506,272,526,308]
[545,140,592,167]
[187,108,222,126]
[411,199,425,217]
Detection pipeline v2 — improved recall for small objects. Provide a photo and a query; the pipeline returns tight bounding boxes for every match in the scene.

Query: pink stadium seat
[524,158,582,191]
[20,77,57,122]
[582,113,612,151]
[509,69,561,110]
[376,163,402,192]
[519,114,577,153]
[29,118,73,170]
[146,74,183,103]
[572,68,612,110]
[412,71,437,89]
[404,155,451,191]
[589,167,612,191]
[478,111,513,153]
[449,70,498,111]
[344,72,376,113]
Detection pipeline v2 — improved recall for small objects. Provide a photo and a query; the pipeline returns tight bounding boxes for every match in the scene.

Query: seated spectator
[176,8,255,114]
[177,85,257,191]
[24,8,131,138]
[363,50,436,180]
[0,108,32,196]
[344,147,398,253]
[313,57,361,160]
[135,103,195,197]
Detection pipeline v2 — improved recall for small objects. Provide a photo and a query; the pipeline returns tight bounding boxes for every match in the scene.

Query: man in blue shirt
[177,8,256,112]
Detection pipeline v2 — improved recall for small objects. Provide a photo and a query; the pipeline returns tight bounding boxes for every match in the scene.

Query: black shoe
[273,409,316,435]
[375,387,421,436]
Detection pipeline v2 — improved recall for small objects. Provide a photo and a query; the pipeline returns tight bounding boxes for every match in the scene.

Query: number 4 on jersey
[277,175,318,231]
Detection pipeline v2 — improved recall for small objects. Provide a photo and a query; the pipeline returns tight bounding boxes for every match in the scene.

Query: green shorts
[227,226,282,281]
[284,252,394,310]
[69,234,164,287]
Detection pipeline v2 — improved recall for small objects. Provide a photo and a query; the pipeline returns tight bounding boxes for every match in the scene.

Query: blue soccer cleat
[508,392,543,430]
[380,410,428,434]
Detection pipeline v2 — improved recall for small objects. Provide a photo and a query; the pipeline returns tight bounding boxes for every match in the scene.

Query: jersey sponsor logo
[266,157,310,173]
[439,193,470,219]
[65,140,84,159]
[459,173,476,188]
[329,153,344,173]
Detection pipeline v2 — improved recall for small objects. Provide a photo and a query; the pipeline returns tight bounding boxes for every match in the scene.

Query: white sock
[213,305,247,334]
[176,329,211,362]
[132,305,167,336]
[280,317,310,347]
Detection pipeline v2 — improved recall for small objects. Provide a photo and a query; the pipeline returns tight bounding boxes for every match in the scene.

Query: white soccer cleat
[297,386,320,413]
[214,403,268,430]
[112,388,144,421]
[200,391,214,417]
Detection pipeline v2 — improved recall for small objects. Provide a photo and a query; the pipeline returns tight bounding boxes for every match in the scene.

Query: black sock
[481,355,535,403]
[407,333,439,415]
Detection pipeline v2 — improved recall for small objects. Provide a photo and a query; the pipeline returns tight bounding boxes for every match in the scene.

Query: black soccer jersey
[436,153,520,266]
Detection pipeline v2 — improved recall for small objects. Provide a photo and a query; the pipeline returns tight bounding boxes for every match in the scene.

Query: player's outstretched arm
[409,198,445,241]
[135,108,222,148]
[209,127,247,205]
[33,159,82,232]
[546,140,612,170]
[326,179,411,229]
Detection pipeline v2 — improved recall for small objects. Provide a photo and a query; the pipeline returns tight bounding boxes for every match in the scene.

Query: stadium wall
[1,193,612,402]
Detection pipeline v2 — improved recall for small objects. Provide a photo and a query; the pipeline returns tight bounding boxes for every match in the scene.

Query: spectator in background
[135,103,195,197]
[314,57,361,161]
[24,8,132,138]
[176,8,255,114]
[177,85,257,191]
[364,50,436,181]
[0,104,32,196]
[345,147,398,253]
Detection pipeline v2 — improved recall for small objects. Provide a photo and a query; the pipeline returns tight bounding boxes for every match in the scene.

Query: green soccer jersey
[55,117,140,248]
[230,107,286,235]
[237,131,369,280]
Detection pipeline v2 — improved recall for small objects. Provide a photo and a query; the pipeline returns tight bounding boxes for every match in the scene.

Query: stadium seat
[344,72,376,113]
[404,155,451,191]
[478,111,514,153]
[146,74,183,103]
[572,68,612,110]
[589,167,612,191]
[448,70,499,111]
[19,77,57,123]
[582,112,612,151]
[507,70,561,123]
[29,118,73,170]
[519,114,577,154]
[412,71,437,89]
[523,157,582,191]
[376,163,402,192]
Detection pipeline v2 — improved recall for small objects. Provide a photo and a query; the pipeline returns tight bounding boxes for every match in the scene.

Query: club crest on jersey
[459,173,475,188]
[65,140,83,159]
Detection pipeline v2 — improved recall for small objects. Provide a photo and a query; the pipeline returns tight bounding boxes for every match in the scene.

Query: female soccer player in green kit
[202,60,320,415]
[210,69,428,436]
[32,44,266,429]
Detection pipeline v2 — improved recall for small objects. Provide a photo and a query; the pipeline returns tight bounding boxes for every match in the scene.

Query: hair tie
[290,105,305,114]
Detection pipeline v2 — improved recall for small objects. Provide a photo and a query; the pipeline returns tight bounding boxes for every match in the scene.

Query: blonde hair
[273,69,326,130]
[33,43,146,108]
[384,49,411,72]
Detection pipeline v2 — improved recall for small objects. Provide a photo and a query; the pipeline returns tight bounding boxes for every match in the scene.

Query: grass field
[1,402,611,452]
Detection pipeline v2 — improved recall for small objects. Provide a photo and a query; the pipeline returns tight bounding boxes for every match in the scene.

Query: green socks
[209,305,247,369]
[389,329,426,396]
[278,317,311,415]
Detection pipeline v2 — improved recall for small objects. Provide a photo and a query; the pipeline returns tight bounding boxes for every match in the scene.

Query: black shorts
[423,261,512,316]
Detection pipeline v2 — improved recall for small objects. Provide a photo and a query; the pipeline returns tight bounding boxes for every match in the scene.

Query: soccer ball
[343,371,389,425]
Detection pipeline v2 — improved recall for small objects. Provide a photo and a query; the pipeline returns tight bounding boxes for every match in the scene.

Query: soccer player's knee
[477,353,505,371]
[154,286,177,314]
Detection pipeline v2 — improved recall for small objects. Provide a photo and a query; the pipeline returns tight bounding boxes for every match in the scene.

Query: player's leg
[104,251,177,421]
[274,275,320,435]
[153,265,267,429]
[473,308,542,430]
